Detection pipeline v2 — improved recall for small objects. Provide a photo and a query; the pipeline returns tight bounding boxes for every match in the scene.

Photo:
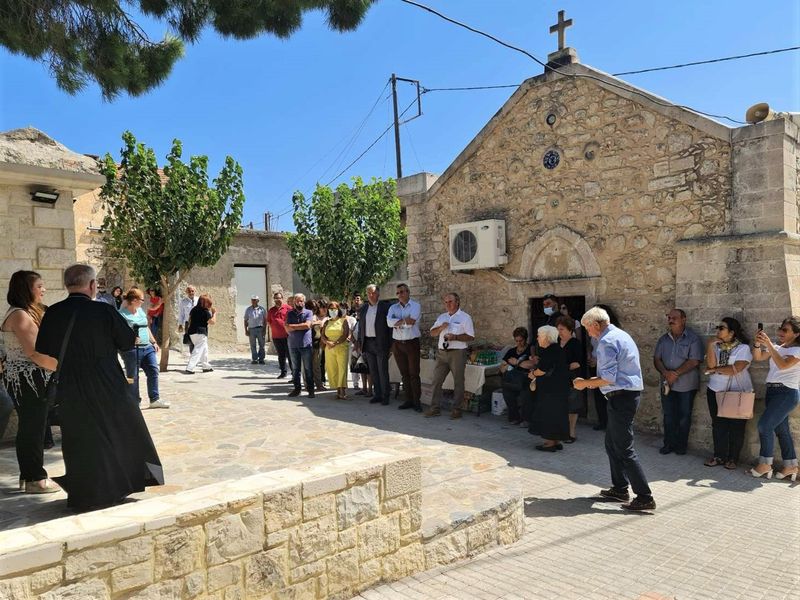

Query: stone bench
[0,450,523,599]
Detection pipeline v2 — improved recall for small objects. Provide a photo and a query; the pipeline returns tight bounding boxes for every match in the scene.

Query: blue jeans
[605,391,652,497]
[661,388,697,452]
[248,327,265,362]
[289,346,313,391]
[122,346,160,404]
[757,385,799,465]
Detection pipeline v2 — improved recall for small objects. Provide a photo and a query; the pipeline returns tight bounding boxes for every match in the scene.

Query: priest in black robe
[36,264,163,511]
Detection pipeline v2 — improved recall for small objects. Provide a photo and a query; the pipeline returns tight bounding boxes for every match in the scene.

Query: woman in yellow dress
[321,301,351,400]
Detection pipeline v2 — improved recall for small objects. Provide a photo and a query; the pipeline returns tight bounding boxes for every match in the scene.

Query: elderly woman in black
[528,325,571,451]
[500,327,533,425]
[557,315,584,443]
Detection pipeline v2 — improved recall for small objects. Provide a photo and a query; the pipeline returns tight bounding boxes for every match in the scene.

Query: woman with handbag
[183,294,216,374]
[0,271,59,493]
[704,317,753,470]
[500,327,532,425]
[751,317,800,480]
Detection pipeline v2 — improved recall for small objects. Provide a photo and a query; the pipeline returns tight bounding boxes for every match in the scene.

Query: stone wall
[0,185,77,315]
[0,451,523,599]
[404,71,733,440]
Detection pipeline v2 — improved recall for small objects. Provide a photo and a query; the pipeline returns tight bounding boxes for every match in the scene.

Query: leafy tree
[0,1,375,99]
[100,130,245,371]
[287,177,406,300]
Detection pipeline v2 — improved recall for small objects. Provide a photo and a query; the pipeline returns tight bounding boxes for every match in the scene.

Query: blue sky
[1,1,798,231]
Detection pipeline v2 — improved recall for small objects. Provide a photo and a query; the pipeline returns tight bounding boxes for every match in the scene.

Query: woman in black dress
[500,327,533,425]
[557,316,584,443]
[528,325,571,451]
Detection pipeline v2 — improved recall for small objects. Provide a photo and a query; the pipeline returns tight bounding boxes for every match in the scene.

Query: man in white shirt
[357,284,394,405]
[387,283,422,412]
[426,292,475,419]
[177,285,198,353]
[244,295,268,364]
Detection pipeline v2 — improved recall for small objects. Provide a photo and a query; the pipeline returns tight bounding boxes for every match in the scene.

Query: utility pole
[391,74,402,179]
[390,74,422,180]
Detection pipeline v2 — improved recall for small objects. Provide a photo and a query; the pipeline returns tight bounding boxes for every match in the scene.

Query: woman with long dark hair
[751,317,800,480]
[704,317,752,470]
[0,271,59,493]
[184,294,216,374]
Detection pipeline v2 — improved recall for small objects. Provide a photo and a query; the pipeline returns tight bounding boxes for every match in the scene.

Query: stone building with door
[399,49,799,456]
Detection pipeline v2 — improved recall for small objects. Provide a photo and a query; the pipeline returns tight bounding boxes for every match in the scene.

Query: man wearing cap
[244,295,267,365]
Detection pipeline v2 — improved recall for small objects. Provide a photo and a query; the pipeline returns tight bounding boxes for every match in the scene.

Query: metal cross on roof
[549,10,573,51]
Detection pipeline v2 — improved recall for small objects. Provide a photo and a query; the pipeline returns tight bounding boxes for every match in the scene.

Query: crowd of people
[1,268,798,513]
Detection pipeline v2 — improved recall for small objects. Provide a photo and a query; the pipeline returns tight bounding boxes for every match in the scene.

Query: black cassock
[36,293,163,510]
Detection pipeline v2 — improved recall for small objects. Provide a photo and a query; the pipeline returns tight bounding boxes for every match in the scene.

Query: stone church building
[399,48,799,455]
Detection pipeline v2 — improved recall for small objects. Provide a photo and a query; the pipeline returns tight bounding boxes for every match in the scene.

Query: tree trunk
[159,274,175,373]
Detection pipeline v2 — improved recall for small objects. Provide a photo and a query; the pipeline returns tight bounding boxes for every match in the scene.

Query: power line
[398,0,749,124]
[613,46,800,76]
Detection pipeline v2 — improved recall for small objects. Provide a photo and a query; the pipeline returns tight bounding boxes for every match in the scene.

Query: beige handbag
[715,366,754,420]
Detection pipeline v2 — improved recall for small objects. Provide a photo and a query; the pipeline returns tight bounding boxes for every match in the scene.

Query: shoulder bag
[44,310,79,406]
[715,364,755,420]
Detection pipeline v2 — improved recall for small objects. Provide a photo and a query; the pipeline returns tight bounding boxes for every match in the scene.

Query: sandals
[704,457,724,467]
[24,478,61,494]
[724,460,737,470]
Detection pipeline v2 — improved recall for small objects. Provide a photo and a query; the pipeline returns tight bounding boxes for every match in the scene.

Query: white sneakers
[147,399,171,409]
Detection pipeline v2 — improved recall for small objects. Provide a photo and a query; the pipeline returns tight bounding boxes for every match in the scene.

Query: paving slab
[1,353,798,600]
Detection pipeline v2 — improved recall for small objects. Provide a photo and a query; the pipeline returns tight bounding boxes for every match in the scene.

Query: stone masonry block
[244,548,287,597]
[37,247,76,269]
[424,529,468,569]
[39,579,110,600]
[337,527,357,551]
[207,563,242,593]
[359,558,382,589]
[64,537,153,580]
[205,506,265,566]
[303,493,335,522]
[29,565,63,594]
[0,543,63,578]
[110,559,154,594]
[182,570,206,599]
[263,485,302,533]
[116,579,181,600]
[383,457,421,499]
[325,548,358,596]
[336,480,380,530]
[154,526,205,579]
[648,174,686,191]
[381,542,425,581]
[301,473,347,499]
[33,207,75,229]
[357,514,400,562]
[0,576,30,600]
[288,515,336,566]
[466,517,498,551]
[288,558,324,584]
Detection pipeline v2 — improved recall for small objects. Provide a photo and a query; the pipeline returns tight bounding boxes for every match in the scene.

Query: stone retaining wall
[0,451,523,599]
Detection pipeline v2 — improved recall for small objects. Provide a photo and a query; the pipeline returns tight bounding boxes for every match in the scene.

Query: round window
[543,149,560,170]
[452,230,478,263]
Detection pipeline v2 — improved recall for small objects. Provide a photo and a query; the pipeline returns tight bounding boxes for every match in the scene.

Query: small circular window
[543,149,560,170]
[452,230,478,263]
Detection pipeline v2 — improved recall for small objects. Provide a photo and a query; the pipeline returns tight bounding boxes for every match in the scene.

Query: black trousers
[605,390,652,498]
[11,371,49,481]
[706,387,747,462]
[363,338,390,402]
[273,337,291,373]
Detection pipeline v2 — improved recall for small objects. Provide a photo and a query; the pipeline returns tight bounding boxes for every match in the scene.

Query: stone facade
[0,451,523,599]
[399,60,800,457]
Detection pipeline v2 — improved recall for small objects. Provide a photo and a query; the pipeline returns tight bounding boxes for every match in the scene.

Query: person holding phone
[750,317,800,480]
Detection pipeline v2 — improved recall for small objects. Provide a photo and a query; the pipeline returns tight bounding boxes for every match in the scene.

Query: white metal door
[233,266,267,344]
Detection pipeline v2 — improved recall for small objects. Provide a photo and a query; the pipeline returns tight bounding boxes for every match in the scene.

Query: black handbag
[44,310,78,405]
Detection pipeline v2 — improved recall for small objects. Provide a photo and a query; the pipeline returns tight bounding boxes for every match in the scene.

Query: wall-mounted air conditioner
[448,219,508,271]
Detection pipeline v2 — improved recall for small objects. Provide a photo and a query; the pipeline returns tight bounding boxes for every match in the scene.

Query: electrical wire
[398,0,755,124]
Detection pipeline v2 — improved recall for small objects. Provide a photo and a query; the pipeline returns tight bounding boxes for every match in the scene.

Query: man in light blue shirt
[387,283,422,411]
[574,306,655,512]
[244,295,267,364]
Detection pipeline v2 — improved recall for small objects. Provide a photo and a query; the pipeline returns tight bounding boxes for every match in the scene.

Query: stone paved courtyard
[1,353,799,599]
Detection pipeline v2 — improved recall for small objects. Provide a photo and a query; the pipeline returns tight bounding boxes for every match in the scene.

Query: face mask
[328,309,337,318]
[544,307,555,316]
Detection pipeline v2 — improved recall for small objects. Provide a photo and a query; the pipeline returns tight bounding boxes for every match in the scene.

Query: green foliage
[100,130,245,369]
[286,177,406,300]
[0,1,375,99]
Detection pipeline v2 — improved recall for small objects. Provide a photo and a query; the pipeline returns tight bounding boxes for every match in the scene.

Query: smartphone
[757,322,763,331]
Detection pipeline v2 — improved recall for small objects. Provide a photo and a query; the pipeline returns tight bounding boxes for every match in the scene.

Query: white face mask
[544,307,555,316]
[328,309,338,318]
